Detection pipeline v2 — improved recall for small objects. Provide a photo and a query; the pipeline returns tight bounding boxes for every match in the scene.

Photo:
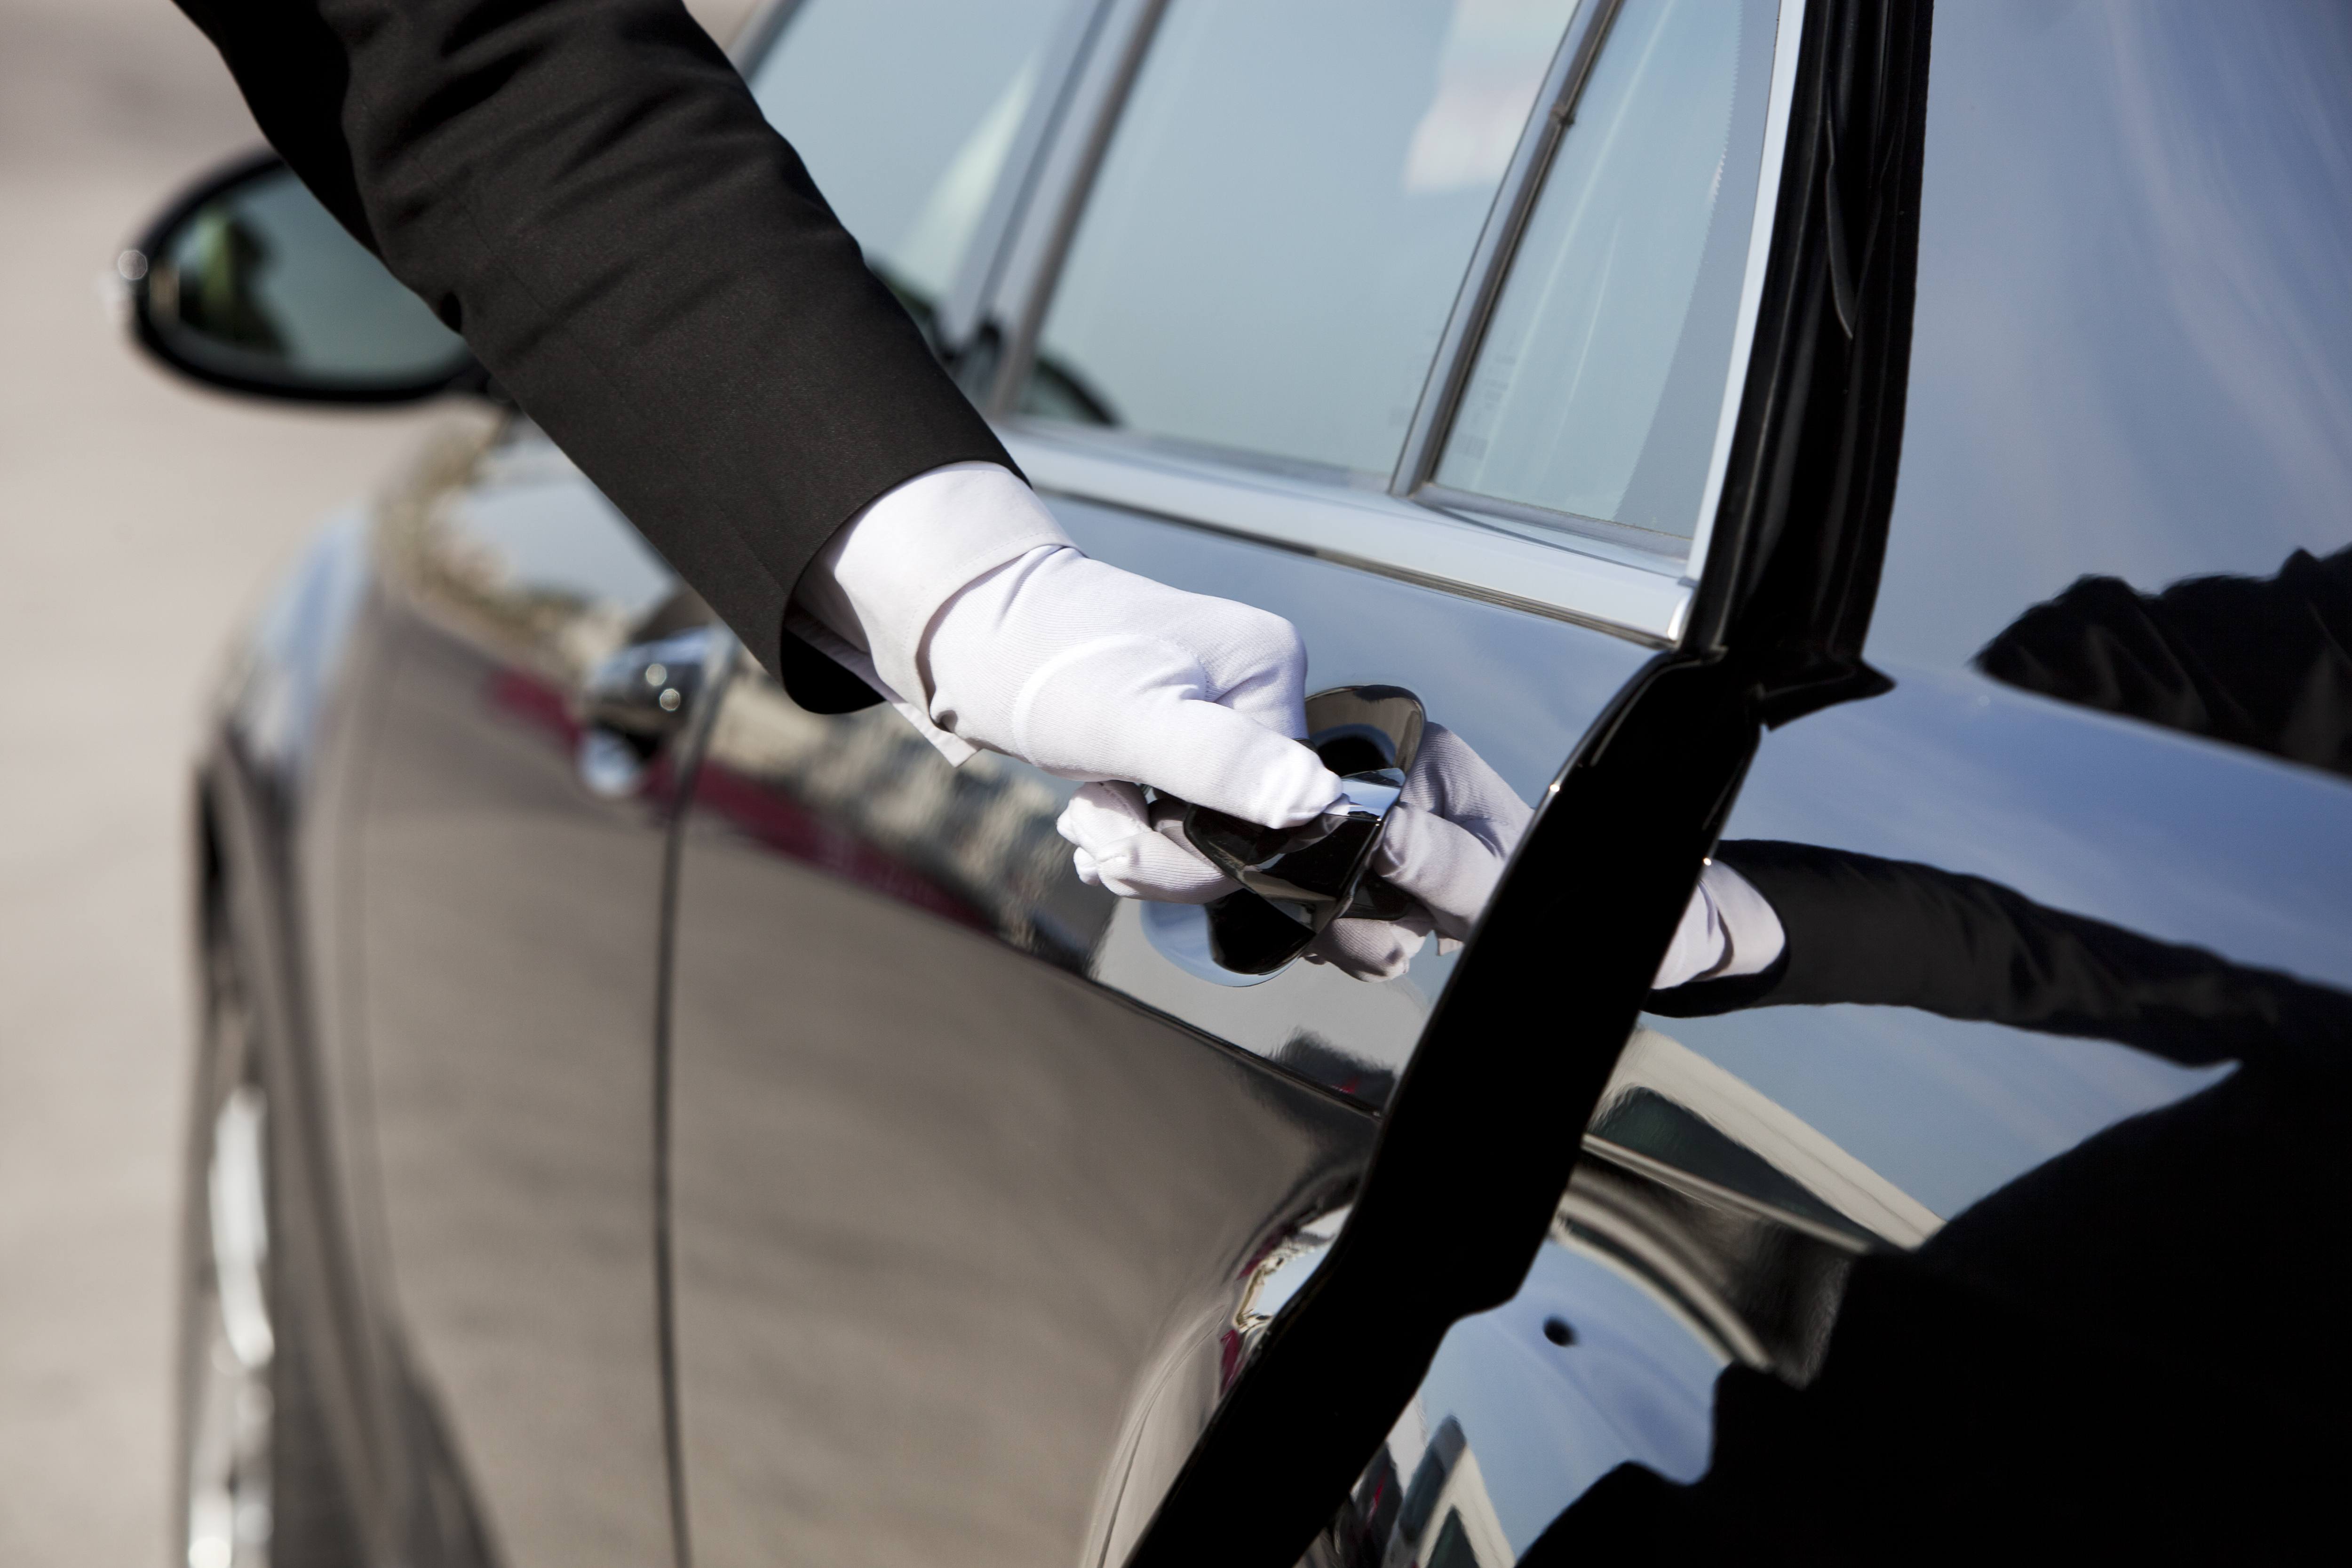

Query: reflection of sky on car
[1873,0,2352,671]
[445,458,677,627]
[1669,1004,2234,1224]
[1409,1237,1725,1555]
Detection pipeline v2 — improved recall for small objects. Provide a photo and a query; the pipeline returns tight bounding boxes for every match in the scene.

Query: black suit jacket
[171,0,1010,696]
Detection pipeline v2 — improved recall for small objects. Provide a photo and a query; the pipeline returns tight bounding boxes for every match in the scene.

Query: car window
[747,0,1075,332]
[1431,0,1781,549]
[1021,0,1580,480]
[1869,0,2352,675]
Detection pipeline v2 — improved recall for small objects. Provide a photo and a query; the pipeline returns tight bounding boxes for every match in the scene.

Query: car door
[664,1,1798,1564]
[1306,2,2352,1563]
[1547,1,2352,1551]
[342,408,723,1568]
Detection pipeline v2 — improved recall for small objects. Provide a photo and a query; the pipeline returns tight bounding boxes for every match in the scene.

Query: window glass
[747,0,1073,327]
[1024,0,1580,478]
[1435,0,1780,543]
[1869,0,2352,675]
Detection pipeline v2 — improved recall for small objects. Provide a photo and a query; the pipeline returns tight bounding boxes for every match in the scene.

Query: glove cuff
[782,607,977,765]
[796,462,1073,734]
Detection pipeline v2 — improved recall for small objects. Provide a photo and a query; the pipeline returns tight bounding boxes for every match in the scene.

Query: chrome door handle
[1175,685,1425,976]
[574,626,727,796]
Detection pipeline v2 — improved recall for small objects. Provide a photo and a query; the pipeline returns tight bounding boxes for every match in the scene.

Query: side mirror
[124,151,478,404]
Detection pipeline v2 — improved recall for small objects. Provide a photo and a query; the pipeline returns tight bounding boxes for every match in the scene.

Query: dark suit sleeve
[1975,544,2352,781]
[169,0,1012,688]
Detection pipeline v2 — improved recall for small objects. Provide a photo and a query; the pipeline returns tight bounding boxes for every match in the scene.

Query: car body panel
[1304,2,2352,1559]
[662,493,1661,1567]
[666,4,1706,1559]
[667,795,1373,1566]
[309,420,710,1567]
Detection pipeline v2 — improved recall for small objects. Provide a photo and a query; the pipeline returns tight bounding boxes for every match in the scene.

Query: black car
[135,1,2352,1564]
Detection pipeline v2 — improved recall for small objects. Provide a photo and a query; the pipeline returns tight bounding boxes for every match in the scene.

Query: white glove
[792,462,1342,828]
[1056,699,1792,989]
[1058,781,1240,902]
[1055,721,1535,981]
[1303,722,1534,979]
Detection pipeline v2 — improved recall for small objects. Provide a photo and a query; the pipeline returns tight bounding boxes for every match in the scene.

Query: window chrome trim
[935,0,1117,350]
[726,0,803,67]
[1416,482,1688,573]
[1387,0,1625,501]
[1003,424,1692,645]
[1397,0,1813,589]
[979,0,1826,646]
[980,0,1168,417]
[1685,0,1809,577]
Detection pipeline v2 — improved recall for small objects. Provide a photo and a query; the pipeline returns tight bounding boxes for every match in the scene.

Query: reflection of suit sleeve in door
[170,0,1012,685]
[1655,838,2352,1077]
[1977,543,2352,780]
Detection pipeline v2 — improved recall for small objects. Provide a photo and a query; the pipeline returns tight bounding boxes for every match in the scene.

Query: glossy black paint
[350,424,693,1568]
[1143,1,1934,1562]
[664,723,1375,1562]
[657,489,1661,1565]
[1130,653,1760,1568]
[1333,3,2352,1562]
[189,414,723,1568]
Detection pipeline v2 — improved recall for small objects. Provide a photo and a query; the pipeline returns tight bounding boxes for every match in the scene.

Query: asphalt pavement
[0,1,750,1558]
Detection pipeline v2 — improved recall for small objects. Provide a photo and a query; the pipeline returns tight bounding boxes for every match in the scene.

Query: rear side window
[1021,0,1580,479]
[747,0,1075,328]
[1431,0,1782,549]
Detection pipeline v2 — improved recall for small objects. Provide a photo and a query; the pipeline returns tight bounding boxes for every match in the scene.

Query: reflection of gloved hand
[793,462,1342,828]
[1651,859,1785,988]
[1306,781,1793,983]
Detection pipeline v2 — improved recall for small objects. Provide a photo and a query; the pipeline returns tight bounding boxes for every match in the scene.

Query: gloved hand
[1054,721,1535,981]
[1304,722,1533,979]
[1056,705,1791,990]
[792,462,1342,829]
